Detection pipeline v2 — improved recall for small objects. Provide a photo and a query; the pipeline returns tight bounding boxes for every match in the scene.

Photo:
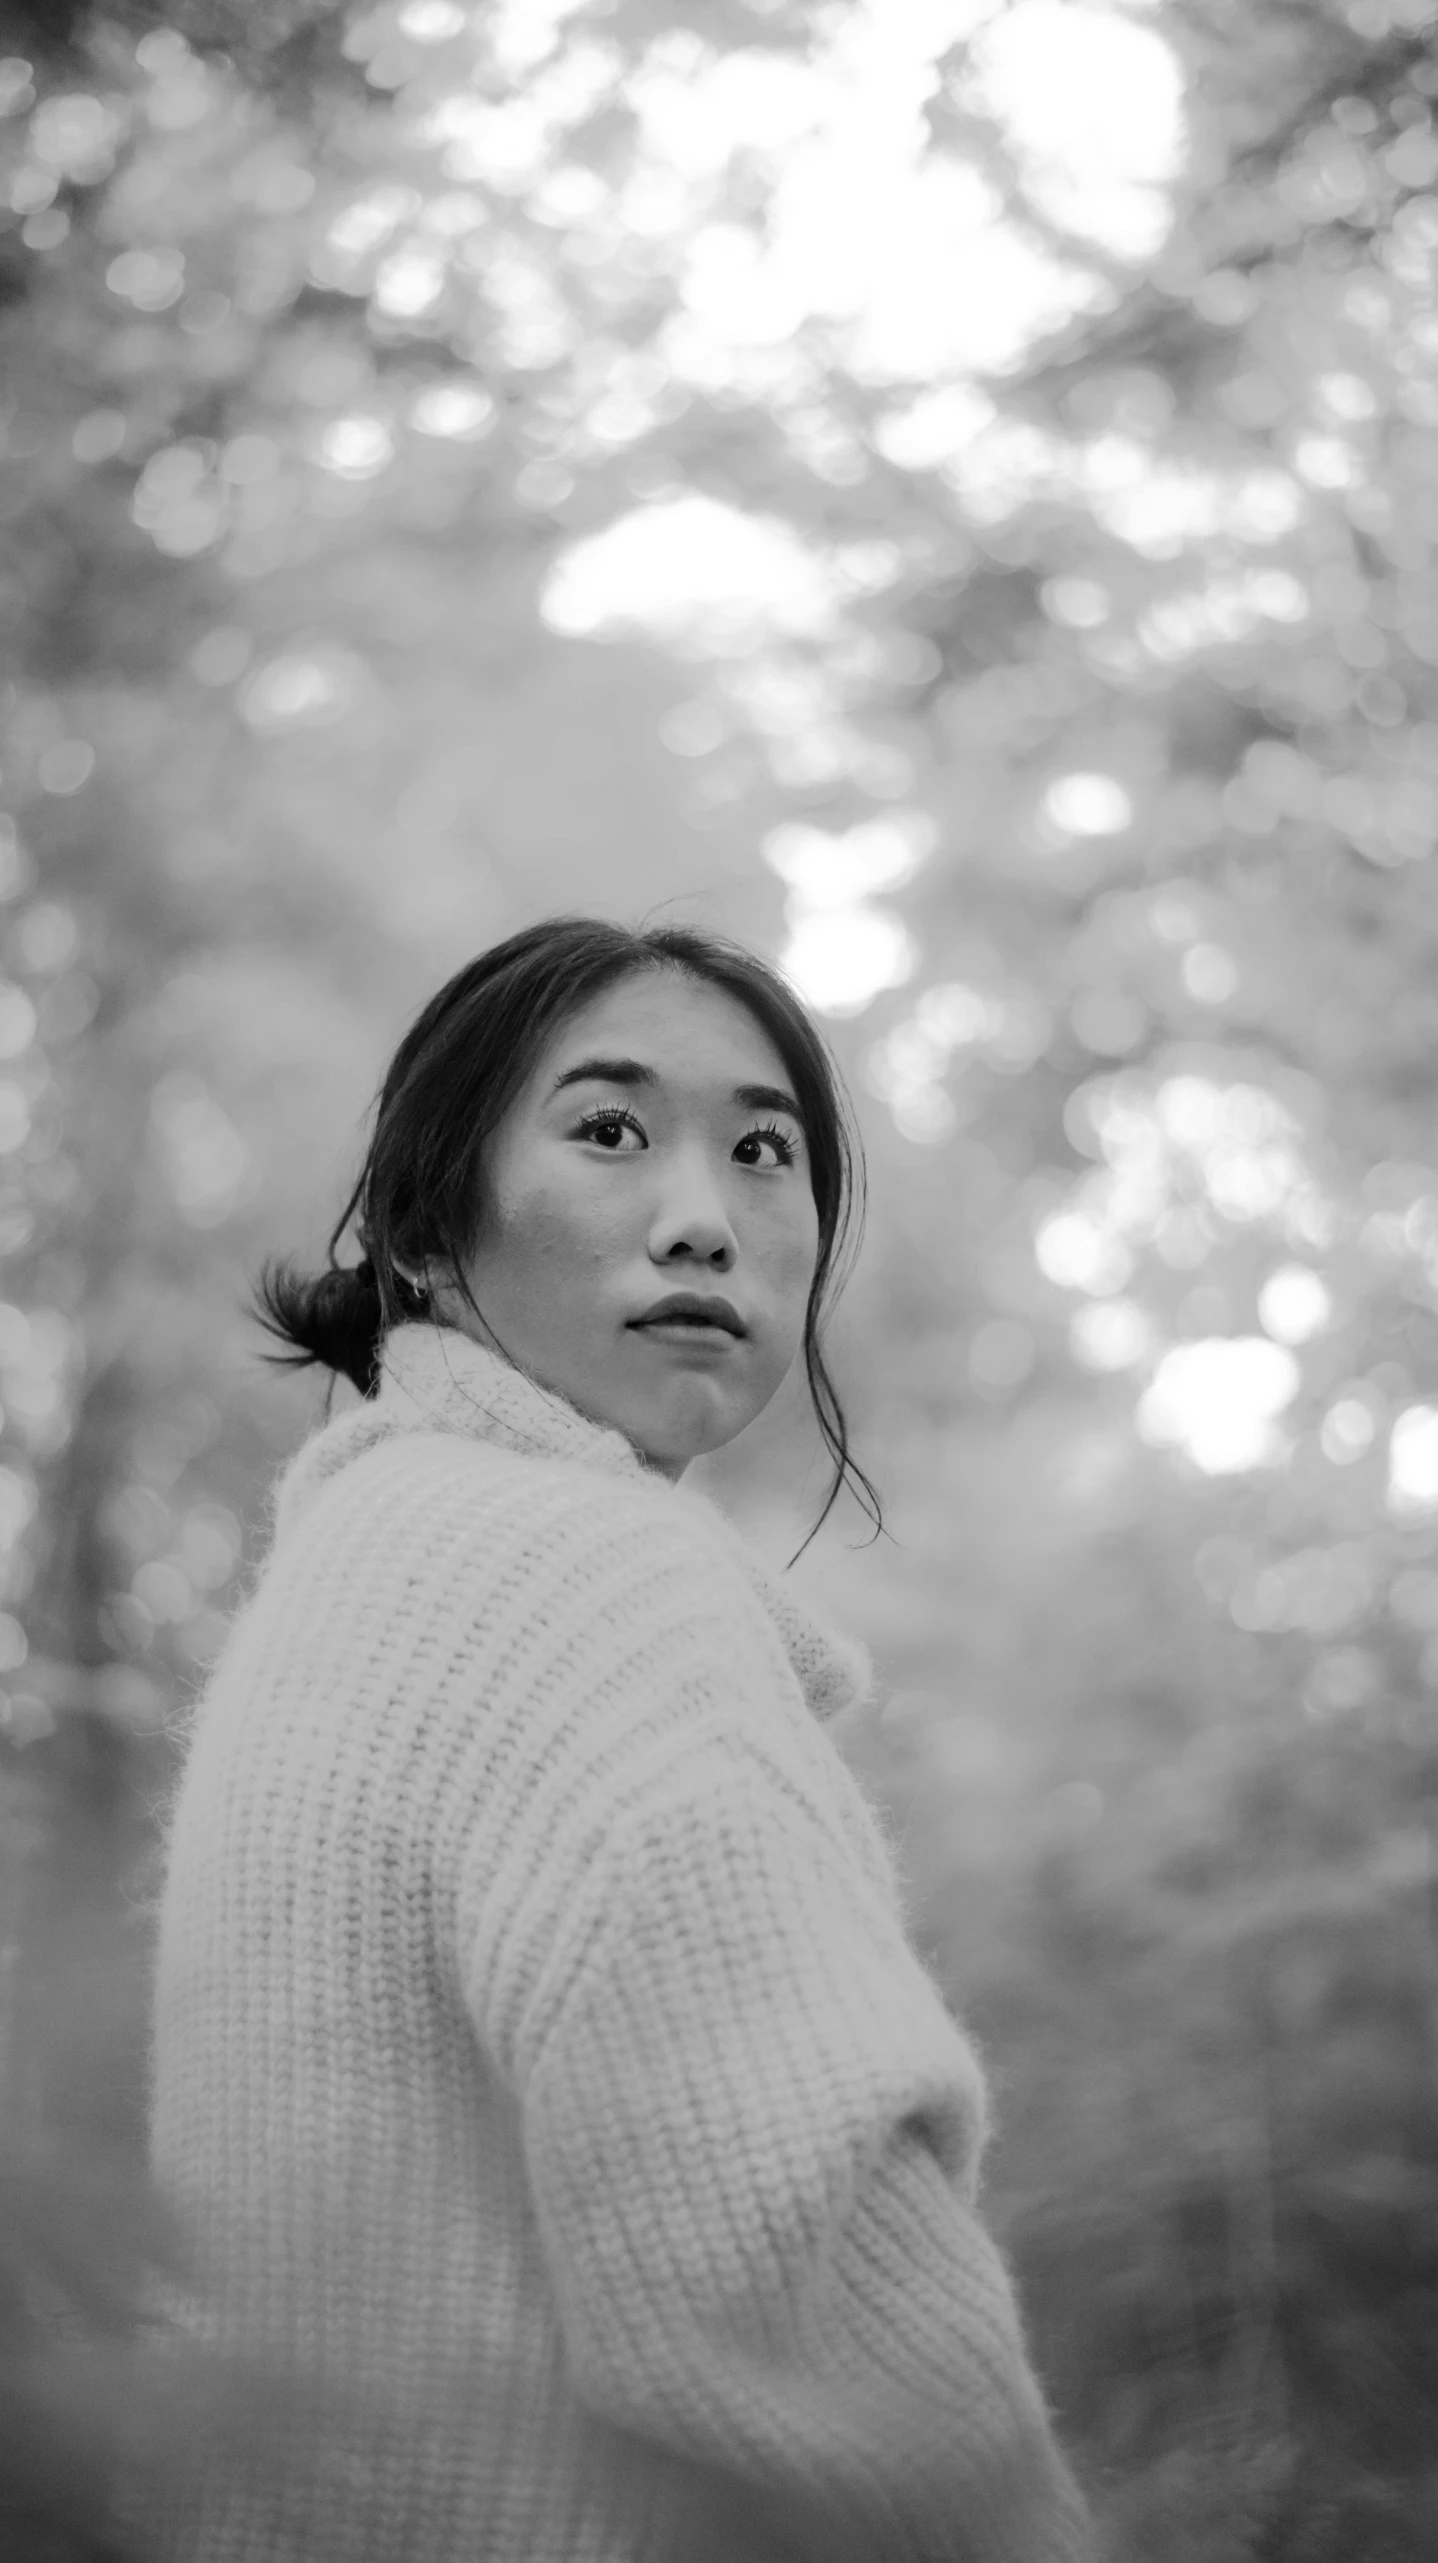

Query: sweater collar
[275,1323,871,1726]
[377,1322,653,1483]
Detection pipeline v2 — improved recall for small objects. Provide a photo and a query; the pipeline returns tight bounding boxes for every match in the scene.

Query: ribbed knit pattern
[149,1324,1094,2563]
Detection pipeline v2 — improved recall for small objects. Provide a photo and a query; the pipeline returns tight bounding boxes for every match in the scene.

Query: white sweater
[149,1323,1093,2563]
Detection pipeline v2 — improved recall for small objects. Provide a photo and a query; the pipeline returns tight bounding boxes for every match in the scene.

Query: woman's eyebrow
[550,1059,805,1126]
[735,1083,805,1126]
[550,1055,655,1094]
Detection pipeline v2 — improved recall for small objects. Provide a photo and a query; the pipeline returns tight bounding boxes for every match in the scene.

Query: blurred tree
[1,0,1437,2553]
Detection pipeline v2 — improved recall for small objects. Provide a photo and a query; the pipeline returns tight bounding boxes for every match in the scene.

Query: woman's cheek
[512,1172,607,1263]
[775,1198,820,1289]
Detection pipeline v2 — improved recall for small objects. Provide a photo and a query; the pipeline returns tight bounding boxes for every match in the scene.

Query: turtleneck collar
[378,1322,654,1483]
[273,1321,872,1725]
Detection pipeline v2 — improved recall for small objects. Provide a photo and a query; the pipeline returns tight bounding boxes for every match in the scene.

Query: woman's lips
[631,1317,741,1348]
[629,1294,746,1336]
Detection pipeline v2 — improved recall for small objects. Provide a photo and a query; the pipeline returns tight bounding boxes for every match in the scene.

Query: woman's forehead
[536,970,793,1092]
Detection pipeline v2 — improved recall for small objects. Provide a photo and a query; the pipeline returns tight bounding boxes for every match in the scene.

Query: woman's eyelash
[743,1122,798,1167]
[573,1108,799,1165]
[574,1105,645,1146]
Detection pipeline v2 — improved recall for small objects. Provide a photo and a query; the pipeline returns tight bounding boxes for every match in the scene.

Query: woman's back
[155,1402,595,2554]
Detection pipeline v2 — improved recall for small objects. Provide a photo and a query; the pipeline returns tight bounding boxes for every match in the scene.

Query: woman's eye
[577,1108,646,1151]
[734,1125,798,1170]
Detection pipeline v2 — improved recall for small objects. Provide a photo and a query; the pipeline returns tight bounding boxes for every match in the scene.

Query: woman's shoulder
[272,1408,755,1609]
[255,1399,868,1735]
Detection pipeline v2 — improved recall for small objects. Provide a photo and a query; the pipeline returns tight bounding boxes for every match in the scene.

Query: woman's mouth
[629,1294,746,1338]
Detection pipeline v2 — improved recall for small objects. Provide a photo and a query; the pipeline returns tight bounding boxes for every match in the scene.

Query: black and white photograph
[2,2,1436,2557]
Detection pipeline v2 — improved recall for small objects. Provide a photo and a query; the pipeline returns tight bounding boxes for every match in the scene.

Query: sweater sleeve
[455,1494,1094,2563]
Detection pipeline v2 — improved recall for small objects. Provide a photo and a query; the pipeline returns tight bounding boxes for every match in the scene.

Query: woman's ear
[420,1265,461,1320]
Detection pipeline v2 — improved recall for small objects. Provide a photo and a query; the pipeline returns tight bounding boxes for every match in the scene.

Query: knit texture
[149,1324,1094,2563]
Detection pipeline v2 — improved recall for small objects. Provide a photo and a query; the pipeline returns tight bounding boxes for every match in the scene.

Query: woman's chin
[626,1380,755,1477]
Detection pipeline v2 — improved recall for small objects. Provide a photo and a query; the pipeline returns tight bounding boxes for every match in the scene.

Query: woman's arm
[455,1486,1095,2563]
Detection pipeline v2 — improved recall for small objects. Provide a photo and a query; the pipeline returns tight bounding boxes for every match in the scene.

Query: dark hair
[255,915,880,1548]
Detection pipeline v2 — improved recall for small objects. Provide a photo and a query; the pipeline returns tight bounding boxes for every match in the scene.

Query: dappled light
[4,0,1438,2554]
[1136,1333,1302,1474]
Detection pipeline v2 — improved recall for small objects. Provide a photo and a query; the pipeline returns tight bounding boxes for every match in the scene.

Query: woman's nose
[649,1155,738,1268]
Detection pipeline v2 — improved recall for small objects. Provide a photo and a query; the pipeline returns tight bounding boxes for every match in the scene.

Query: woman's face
[433,968,821,1477]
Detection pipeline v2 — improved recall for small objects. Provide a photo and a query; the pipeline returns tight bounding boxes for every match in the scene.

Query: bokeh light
[5,0,1438,2542]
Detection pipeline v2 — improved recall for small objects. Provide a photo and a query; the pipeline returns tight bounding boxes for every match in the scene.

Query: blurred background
[2,0,1438,2553]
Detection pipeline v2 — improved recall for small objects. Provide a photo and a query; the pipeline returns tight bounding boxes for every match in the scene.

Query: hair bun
[254,1255,386,1398]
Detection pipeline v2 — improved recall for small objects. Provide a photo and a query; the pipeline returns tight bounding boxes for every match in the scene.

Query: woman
[150,917,1094,2563]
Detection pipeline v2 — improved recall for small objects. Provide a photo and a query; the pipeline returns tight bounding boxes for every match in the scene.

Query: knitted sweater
[149,1323,1093,2563]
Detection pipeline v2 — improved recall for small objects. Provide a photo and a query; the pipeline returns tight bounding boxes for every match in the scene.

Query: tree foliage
[1,0,1437,2552]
